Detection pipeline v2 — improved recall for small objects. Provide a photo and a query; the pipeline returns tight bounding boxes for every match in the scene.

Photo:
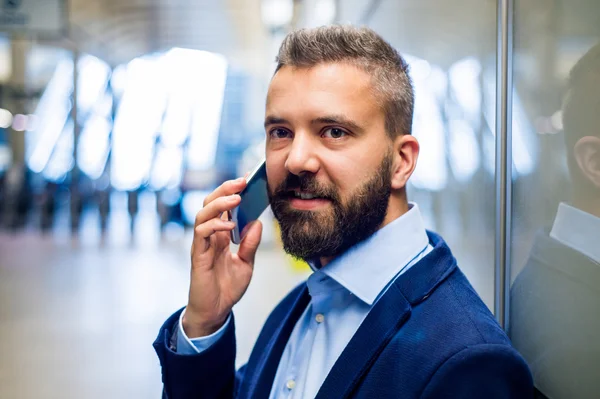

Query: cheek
[323,152,379,195]
[266,155,287,191]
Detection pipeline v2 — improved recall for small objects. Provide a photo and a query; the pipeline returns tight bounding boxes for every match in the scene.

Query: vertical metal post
[7,37,28,167]
[70,47,80,232]
[71,48,79,175]
[494,0,514,330]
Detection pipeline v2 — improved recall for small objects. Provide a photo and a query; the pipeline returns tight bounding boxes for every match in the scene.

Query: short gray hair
[275,25,414,138]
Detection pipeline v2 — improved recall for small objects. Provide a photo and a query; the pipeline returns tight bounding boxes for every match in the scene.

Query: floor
[0,204,309,399]
[0,191,502,399]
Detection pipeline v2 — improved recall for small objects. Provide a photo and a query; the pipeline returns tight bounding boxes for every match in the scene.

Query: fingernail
[230,194,241,201]
[236,177,246,183]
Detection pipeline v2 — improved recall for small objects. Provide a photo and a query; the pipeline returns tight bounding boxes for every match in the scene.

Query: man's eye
[322,128,347,139]
[270,128,292,139]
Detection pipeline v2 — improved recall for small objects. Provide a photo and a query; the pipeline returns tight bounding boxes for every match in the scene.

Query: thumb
[237,221,263,264]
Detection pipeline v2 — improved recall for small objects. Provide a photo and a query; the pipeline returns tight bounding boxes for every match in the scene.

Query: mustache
[271,173,339,201]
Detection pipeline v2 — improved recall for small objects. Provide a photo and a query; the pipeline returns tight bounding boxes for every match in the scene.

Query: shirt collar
[550,202,600,264]
[306,203,429,305]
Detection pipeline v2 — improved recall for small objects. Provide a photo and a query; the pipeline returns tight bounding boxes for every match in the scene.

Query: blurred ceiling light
[159,48,198,148]
[111,48,228,190]
[410,59,432,81]
[12,114,28,131]
[76,92,113,179]
[410,94,448,191]
[111,55,167,191]
[149,146,184,190]
[426,67,448,100]
[78,114,111,180]
[482,71,536,177]
[77,54,111,116]
[405,54,447,100]
[449,57,482,124]
[110,63,127,97]
[187,51,228,171]
[448,119,480,183]
[551,110,563,131]
[0,108,12,128]
[42,119,74,182]
[404,54,448,191]
[27,58,73,173]
[261,0,294,28]
[511,98,536,176]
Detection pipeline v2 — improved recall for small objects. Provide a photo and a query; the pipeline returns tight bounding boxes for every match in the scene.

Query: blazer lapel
[244,284,311,399]
[315,281,412,399]
[315,231,457,399]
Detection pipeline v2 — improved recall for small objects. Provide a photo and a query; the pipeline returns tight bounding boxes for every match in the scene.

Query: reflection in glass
[511,43,600,398]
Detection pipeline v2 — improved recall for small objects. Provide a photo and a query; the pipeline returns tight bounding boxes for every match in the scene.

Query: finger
[194,218,236,239]
[195,195,241,226]
[237,221,263,264]
[192,219,236,254]
[203,178,247,207]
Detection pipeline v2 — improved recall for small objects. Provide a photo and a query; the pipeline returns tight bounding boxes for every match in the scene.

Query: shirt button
[315,313,325,323]
[286,379,296,390]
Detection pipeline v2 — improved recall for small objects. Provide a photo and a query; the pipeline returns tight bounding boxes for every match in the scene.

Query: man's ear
[574,136,600,189]
[391,134,420,190]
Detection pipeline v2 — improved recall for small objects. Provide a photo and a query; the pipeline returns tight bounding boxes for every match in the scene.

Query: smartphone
[229,160,269,244]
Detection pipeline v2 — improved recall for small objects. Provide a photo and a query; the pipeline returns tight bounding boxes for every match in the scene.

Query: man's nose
[285,134,320,176]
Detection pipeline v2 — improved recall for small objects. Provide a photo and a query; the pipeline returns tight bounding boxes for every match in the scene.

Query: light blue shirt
[550,202,600,264]
[175,203,432,398]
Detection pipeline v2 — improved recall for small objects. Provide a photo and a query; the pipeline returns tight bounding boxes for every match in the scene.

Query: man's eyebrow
[264,116,290,129]
[311,115,363,132]
[264,115,364,132]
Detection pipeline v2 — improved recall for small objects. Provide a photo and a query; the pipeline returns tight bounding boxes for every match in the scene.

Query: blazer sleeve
[153,307,245,399]
[420,344,534,399]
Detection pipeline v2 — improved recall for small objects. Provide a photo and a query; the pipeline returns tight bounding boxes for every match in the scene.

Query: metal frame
[494,0,514,330]
[359,0,516,331]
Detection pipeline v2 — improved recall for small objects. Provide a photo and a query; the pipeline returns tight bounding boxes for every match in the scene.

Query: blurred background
[0,0,598,398]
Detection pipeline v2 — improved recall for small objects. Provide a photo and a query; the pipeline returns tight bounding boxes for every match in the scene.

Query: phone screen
[230,161,269,244]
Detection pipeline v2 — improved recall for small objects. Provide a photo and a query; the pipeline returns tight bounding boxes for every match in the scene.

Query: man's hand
[182,177,263,338]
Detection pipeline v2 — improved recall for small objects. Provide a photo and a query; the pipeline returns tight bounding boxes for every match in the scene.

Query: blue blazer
[154,232,533,398]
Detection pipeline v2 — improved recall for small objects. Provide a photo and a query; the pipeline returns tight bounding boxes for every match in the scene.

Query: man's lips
[289,197,331,210]
[281,191,331,210]
[287,190,328,200]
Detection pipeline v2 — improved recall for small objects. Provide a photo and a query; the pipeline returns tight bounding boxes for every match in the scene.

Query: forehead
[266,63,380,119]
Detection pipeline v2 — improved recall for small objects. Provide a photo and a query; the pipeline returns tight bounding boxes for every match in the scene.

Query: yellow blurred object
[273,219,311,273]
[288,254,311,272]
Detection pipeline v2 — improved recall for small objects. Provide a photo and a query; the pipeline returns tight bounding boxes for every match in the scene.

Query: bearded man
[154,25,533,399]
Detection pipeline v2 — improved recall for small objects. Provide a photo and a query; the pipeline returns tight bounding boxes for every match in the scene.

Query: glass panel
[344,0,498,308]
[509,2,600,397]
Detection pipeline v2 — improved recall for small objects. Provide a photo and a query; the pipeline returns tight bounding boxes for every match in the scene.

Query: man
[154,25,533,398]
[510,43,600,399]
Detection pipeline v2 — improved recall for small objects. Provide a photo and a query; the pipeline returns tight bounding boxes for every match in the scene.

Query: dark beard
[268,152,393,260]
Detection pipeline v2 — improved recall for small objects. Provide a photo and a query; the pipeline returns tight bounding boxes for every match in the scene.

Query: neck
[318,192,410,267]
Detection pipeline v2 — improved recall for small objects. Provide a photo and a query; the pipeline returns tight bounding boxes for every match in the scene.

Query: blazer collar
[315,203,430,305]
[243,231,456,399]
[315,231,457,399]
